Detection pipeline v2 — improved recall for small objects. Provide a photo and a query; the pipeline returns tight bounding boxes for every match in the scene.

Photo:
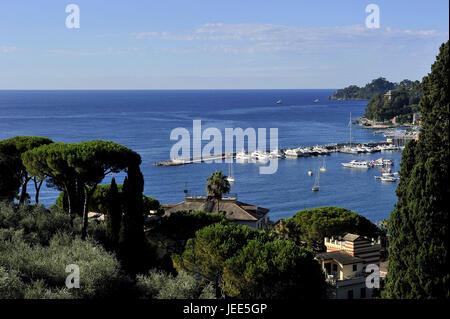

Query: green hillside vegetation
[330,77,399,100]
[364,81,422,123]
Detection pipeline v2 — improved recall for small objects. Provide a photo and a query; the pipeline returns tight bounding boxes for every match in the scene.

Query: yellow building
[315,233,381,299]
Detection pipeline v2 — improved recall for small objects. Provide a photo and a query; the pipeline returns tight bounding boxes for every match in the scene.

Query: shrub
[136,269,215,299]
[0,230,125,298]
[0,266,25,299]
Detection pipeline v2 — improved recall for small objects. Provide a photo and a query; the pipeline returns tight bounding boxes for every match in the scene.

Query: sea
[0,90,403,223]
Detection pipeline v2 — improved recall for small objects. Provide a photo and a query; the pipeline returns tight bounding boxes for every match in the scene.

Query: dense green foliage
[136,269,215,299]
[173,221,265,282]
[222,239,326,299]
[148,211,226,258]
[56,182,161,217]
[364,82,422,122]
[21,140,142,239]
[330,77,399,100]
[383,41,449,299]
[173,221,326,298]
[0,136,53,204]
[272,207,379,252]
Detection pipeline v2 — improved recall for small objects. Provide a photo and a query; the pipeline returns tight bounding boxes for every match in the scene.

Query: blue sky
[0,0,448,89]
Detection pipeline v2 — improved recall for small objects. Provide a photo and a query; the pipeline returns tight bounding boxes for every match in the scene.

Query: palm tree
[206,170,231,213]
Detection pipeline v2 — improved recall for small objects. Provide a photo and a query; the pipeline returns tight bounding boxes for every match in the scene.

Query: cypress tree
[119,165,145,273]
[383,41,449,298]
[106,177,122,250]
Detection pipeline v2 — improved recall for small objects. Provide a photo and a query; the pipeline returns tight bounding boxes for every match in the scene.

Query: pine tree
[105,177,122,250]
[383,41,449,298]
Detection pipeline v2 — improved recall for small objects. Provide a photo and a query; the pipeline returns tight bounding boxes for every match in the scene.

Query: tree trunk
[81,185,97,240]
[64,183,74,227]
[81,190,89,240]
[19,177,31,205]
[34,179,43,204]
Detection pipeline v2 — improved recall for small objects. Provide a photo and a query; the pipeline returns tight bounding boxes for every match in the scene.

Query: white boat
[284,149,302,157]
[312,169,320,191]
[226,161,235,183]
[340,146,360,154]
[236,150,251,160]
[269,149,285,159]
[380,176,397,182]
[251,150,270,162]
[341,112,357,154]
[313,99,320,103]
[341,160,373,169]
[308,169,313,176]
[276,99,282,104]
[319,158,326,172]
[372,158,385,166]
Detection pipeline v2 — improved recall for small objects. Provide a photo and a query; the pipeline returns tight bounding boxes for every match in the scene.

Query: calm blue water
[0,90,401,222]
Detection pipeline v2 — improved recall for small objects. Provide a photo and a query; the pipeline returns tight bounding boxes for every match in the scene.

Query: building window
[361,288,366,298]
[352,264,357,272]
[347,290,353,299]
[332,264,337,272]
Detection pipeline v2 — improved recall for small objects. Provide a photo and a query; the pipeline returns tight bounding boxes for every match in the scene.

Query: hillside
[329,78,415,100]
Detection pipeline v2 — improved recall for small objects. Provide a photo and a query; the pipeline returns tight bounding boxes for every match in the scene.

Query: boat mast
[349,112,352,148]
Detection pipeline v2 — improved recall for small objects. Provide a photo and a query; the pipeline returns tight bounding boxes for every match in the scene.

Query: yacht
[380,175,397,182]
[276,99,282,104]
[340,146,360,154]
[308,169,313,176]
[236,150,251,160]
[313,99,320,103]
[284,149,302,157]
[341,160,373,169]
[269,149,285,159]
[251,150,270,162]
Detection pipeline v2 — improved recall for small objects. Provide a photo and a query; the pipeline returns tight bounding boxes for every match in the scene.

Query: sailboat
[308,169,313,176]
[226,161,235,183]
[312,169,320,191]
[319,158,327,172]
[340,112,359,154]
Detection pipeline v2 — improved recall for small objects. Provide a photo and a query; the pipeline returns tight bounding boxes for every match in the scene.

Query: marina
[153,141,402,166]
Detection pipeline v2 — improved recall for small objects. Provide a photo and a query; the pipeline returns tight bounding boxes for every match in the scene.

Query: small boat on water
[276,99,282,104]
[341,160,373,169]
[313,99,320,103]
[312,169,320,191]
[319,158,326,172]
[226,161,235,183]
[380,175,397,182]
[308,169,313,176]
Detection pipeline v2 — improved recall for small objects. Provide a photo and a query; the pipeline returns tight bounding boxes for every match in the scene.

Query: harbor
[153,141,403,166]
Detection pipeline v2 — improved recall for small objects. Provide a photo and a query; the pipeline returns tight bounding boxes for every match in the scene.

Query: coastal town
[0,1,448,310]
